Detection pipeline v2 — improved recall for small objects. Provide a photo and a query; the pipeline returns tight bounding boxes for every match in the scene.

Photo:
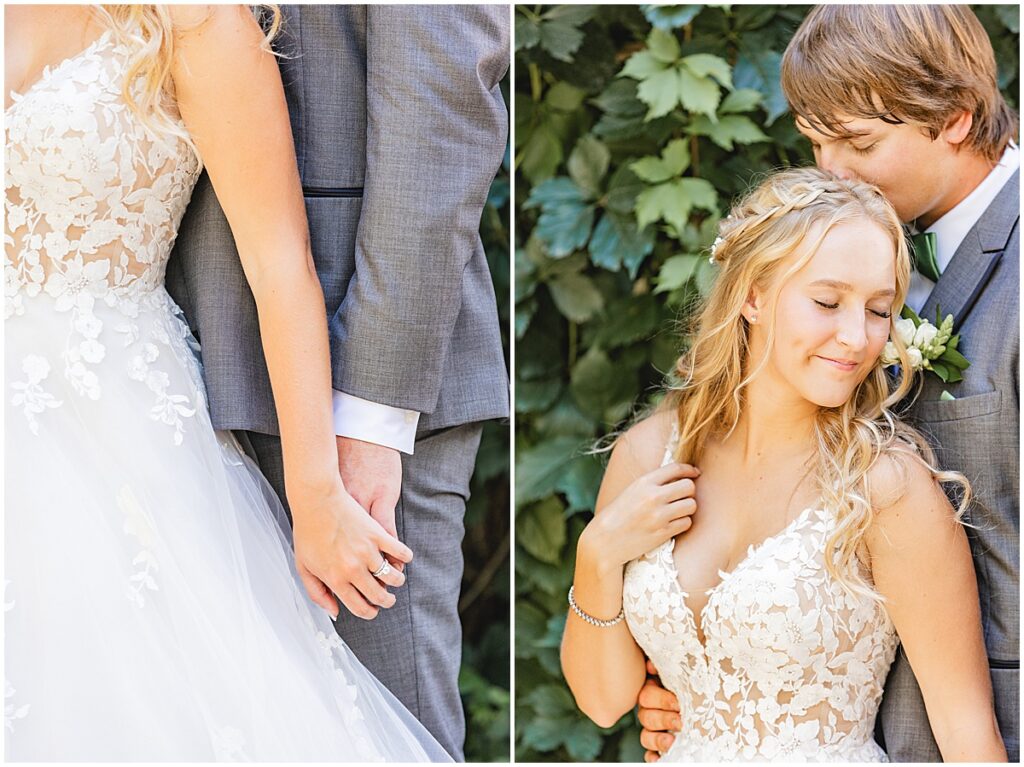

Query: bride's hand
[290,483,413,621]
[581,461,699,569]
[336,436,404,572]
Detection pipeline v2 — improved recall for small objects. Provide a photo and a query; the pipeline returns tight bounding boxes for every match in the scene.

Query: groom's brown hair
[781,5,1017,162]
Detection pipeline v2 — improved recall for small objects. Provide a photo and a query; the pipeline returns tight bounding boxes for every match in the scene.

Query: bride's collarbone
[4,9,105,101]
[672,467,817,589]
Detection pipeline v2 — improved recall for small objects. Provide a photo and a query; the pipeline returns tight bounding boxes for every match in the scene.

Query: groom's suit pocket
[912,389,1001,422]
[910,389,1005,508]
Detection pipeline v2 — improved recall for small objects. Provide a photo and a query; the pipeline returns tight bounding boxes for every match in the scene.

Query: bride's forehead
[791,223,896,283]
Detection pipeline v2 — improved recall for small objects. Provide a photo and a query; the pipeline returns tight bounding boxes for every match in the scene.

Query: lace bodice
[5,29,207,437]
[622,434,899,762]
[5,29,202,318]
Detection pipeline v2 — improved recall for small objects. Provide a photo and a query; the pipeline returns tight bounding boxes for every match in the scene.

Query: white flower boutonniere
[881,306,970,383]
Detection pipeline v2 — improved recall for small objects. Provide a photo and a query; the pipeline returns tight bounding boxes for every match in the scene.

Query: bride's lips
[816,355,859,372]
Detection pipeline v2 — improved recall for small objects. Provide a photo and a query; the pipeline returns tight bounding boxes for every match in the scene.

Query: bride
[561,168,1006,761]
[6,4,449,760]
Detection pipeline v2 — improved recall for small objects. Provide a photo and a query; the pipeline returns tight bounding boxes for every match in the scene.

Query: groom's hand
[638,659,681,761]
[336,436,405,572]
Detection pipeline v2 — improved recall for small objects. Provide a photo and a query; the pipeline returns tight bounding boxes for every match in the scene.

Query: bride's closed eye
[813,299,892,319]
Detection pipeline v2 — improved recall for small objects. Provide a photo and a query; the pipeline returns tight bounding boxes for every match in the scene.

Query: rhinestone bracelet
[568,585,625,627]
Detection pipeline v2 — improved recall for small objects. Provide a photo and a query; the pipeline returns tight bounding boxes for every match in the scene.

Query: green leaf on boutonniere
[942,347,969,369]
[900,304,922,325]
[929,360,951,382]
[942,366,964,384]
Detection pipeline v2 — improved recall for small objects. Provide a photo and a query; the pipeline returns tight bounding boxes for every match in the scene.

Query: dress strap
[661,419,680,467]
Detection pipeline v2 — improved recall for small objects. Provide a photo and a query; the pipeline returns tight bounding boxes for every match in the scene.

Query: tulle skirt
[5,288,449,761]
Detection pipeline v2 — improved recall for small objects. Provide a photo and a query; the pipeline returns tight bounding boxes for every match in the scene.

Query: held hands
[290,480,411,621]
[582,461,700,569]
[335,436,405,572]
[639,660,682,762]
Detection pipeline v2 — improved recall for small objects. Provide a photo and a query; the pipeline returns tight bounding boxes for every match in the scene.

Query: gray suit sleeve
[328,5,509,413]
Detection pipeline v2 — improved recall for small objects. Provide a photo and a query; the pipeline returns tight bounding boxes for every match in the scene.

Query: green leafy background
[514,5,1019,761]
[461,76,511,761]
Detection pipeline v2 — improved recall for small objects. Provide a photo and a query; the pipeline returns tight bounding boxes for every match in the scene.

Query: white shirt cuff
[331,389,420,455]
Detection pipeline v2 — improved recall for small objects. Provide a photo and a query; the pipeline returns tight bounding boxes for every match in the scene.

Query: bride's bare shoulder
[167,5,258,37]
[614,409,675,466]
[597,410,676,509]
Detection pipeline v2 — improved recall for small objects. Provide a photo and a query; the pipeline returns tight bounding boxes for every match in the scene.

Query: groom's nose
[817,146,856,181]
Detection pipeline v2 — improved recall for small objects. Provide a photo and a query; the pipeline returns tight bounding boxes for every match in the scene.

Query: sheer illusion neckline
[663,506,821,650]
[5,29,113,113]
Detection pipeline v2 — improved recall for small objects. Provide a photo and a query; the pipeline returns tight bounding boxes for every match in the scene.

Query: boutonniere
[881,306,970,384]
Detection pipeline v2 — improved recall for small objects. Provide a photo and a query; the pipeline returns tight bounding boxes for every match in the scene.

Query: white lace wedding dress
[622,432,900,762]
[5,29,449,762]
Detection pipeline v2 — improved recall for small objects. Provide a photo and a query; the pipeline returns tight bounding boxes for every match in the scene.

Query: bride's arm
[168,6,410,620]
[562,412,698,727]
[866,450,1007,761]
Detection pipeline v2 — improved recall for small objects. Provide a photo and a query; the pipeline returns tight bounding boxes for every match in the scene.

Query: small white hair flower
[709,235,725,264]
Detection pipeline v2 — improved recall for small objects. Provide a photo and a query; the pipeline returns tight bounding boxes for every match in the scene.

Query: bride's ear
[741,289,762,324]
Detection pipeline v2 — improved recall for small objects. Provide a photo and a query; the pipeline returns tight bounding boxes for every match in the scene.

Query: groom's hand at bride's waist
[638,659,681,761]
[335,437,404,572]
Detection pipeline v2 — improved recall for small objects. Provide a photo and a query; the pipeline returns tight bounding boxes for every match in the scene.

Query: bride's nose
[835,309,868,351]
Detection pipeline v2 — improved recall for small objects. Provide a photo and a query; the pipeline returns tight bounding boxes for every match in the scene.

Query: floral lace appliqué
[4,583,30,733]
[211,726,248,761]
[314,630,384,762]
[117,485,160,608]
[10,355,62,434]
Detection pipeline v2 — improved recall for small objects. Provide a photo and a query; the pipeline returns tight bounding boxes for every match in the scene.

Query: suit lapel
[920,170,1019,327]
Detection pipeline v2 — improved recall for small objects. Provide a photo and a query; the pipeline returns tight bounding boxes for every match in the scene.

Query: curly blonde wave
[663,167,970,600]
[91,4,282,147]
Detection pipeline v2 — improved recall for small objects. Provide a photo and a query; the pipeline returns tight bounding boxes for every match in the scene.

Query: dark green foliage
[514,5,1018,761]
[461,75,510,762]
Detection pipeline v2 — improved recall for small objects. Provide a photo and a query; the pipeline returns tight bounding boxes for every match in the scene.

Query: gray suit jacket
[166,5,510,436]
[878,172,1019,761]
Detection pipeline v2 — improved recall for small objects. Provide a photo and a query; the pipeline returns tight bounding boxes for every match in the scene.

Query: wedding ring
[371,558,391,579]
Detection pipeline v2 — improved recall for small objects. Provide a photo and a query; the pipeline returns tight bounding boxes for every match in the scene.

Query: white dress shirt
[906,143,1020,313]
[332,390,420,454]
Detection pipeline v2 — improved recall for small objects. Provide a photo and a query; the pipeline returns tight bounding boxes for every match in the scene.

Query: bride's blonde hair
[663,167,970,599]
[93,5,282,147]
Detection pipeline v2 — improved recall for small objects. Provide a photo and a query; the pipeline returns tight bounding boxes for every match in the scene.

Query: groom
[166,6,509,760]
[638,5,1018,761]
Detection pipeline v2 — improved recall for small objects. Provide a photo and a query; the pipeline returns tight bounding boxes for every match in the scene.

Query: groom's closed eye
[850,141,878,155]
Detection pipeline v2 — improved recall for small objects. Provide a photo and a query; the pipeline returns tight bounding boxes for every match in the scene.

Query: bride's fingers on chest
[665,498,697,522]
[659,475,697,503]
[649,461,700,486]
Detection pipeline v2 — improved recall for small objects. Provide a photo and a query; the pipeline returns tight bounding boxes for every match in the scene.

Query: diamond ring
[371,558,391,579]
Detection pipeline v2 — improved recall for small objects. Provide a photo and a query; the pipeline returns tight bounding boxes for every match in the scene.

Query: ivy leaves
[524,133,655,289]
[515,6,597,62]
[621,30,733,120]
